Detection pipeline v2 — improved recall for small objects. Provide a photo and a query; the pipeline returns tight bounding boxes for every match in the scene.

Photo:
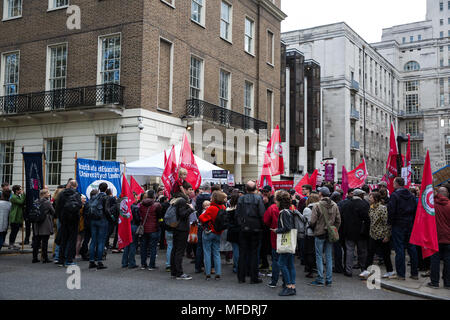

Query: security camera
[138,122,144,130]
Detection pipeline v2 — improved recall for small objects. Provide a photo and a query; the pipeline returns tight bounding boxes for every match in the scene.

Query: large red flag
[405,134,412,188]
[118,174,133,250]
[179,133,202,190]
[409,150,439,258]
[266,125,285,176]
[161,145,178,197]
[309,169,319,190]
[341,166,349,200]
[258,153,273,189]
[164,150,167,167]
[294,174,310,198]
[386,123,398,194]
[347,158,368,188]
[130,175,145,197]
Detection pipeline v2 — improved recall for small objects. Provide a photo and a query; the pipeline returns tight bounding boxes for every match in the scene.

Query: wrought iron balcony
[398,110,424,118]
[401,132,424,140]
[350,109,360,121]
[0,84,124,115]
[185,99,267,133]
[350,80,360,93]
[411,156,425,164]
[351,139,360,150]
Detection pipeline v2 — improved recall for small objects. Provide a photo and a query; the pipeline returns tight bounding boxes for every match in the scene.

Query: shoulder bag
[318,203,339,243]
[136,207,151,236]
[276,210,298,254]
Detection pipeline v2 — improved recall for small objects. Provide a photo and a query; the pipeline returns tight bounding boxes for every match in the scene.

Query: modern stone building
[0,0,286,188]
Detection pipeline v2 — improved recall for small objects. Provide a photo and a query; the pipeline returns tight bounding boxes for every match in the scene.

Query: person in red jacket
[263,202,281,288]
[199,191,227,280]
[428,187,450,289]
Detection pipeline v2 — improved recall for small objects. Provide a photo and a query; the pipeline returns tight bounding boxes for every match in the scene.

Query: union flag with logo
[266,125,285,176]
[409,150,438,258]
[386,123,399,194]
[347,158,368,189]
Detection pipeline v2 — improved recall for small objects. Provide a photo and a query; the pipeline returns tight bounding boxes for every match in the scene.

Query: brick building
[0,0,286,188]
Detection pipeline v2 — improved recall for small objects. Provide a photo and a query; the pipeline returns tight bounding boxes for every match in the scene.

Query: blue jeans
[315,237,333,283]
[430,244,450,287]
[122,225,138,268]
[54,219,61,260]
[141,231,160,268]
[165,231,173,267]
[271,249,281,284]
[195,225,204,271]
[391,226,418,278]
[279,253,296,285]
[0,232,6,251]
[89,219,108,262]
[232,242,239,273]
[202,231,221,276]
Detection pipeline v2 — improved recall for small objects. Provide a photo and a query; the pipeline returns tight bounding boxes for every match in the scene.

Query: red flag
[179,133,202,190]
[161,145,178,197]
[405,134,412,188]
[409,150,438,258]
[386,123,398,194]
[258,153,273,189]
[118,174,133,250]
[266,125,285,176]
[347,158,368,188]
[341,166,349,200]
[294,174,310,197]
[164,150,167,167]
[130,175,145,197]
[309,169,319,190]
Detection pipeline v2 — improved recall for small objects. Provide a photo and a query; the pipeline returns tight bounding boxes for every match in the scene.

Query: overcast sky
[281,0,427,43]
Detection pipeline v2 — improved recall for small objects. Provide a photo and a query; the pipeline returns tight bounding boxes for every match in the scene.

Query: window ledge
[2,15,22,22]
[191,19,206,29]
[47,6,69,12]
[160,0,175,9]
[220,37,232,45]
[245,50,255,58]
[157,108,173,114]
[266,62,274,68]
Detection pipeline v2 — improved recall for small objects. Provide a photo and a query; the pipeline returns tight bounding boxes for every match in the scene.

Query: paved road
[0,250,421,300]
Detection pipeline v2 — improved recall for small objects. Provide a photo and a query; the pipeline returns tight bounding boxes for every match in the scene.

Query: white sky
[281,0,427,43]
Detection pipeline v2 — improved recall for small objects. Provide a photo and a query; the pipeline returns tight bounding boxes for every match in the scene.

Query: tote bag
[276,210,297,254]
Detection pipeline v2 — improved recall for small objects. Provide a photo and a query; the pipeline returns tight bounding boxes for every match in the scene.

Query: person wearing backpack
[139,190,162,270]
[309,187,341,287]
[87,182,111,270]
[236,181,266,284]
[55,180,82,266]
[198,191,227,280]
[32,189,55,263]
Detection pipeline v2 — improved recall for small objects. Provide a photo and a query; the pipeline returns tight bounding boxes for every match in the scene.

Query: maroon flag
[341,166,349,200]
[347,159,368,189]
[386,123,398,194]
[118,174,133,250]
[409,150,439,258]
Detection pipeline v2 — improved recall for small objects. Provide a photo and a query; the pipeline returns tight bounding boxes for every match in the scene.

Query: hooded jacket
[263,203,280,249]
[9,193,25,224]
[341,196,370,241]
[139,198,162,234]
[387,188,417,228]
[310,197,341,237]
[56,188,82,225]
[170,197,194,232]
[435,194,450,244]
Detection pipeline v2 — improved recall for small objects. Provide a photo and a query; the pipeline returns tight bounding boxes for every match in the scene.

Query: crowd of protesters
[0,176,449,296]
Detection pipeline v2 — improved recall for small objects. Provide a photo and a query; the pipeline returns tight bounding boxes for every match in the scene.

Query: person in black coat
[341,189,370,277]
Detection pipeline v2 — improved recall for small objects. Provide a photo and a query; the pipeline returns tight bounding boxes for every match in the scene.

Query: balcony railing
[351,140,360,150]
[350,109,360,121]
[0,84,124,115]
[402,132,424,140]
[350,80,360,92]
[411,156,425,164]
[185,99,267,133]
[398,110,424,118]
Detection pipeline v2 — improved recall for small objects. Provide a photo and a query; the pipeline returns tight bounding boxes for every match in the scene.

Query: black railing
[0,84,124,115]
[186,99,267,133]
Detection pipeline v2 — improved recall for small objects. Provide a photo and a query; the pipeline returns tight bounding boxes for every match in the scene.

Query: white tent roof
[125,144,227,181]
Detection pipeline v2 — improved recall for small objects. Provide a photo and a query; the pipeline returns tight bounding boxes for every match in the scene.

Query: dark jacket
[236,193,265,233]
[56,188,82,226]
[275,209,295,234]
[310,197,341,237]
[195,193,211,216]
[139,198,162,233]
[171,197,194,232]
[341,197,370,241]
[226,206,240,243]
[435,194,450,244]
[387,188,417,228]
[33,197,55,236]
[297,197,308,213]
[131,203,141,226]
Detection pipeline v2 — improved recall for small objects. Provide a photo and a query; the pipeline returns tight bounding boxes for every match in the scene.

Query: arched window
[404,61,420,71]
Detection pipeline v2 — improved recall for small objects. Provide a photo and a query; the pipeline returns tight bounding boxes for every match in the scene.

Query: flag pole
[21,147,24,252]
[42,149,46,187]
[74,152,78,181]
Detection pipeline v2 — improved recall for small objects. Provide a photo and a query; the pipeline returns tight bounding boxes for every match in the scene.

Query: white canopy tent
[125,144,229,185]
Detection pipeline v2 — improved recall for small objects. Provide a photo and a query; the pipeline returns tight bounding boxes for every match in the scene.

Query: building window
[0,141,14,185]
[1,52,19,96]
[157,38,173,112]
[441,31,444,38]
[48,0,69,10]
[441,46,444,52]
[418,34,422,41]
[245,18,255,55]
[47,44,67,90]
[406,121,419,135]
[220,1,232,41]
[402,37,406,44]
[189,56,203,99]
[46,138,62,186]
[446,145,450,165]
[405,80,419,92]
[441,19,444,26]
[441,58,444,67]
[448,30,450,37]
[404,61,420,71]
[448,18,450,24]
[267,90,273,131]
[410,36,414,42]
[405,94,418,113]
[219,69,230,109]
[244,81,254,117]
[440,1,444,11]
[441,94,445,106]
[412,166,422,183]
[98,135,117,161]
[267,30,274,65]
[191,0,204,25]
[448,0,450,9]
[3,0,22,19]
[98,34,121,85]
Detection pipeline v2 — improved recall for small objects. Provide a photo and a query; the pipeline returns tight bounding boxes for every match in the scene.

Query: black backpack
[239,196,263,233]
[28,199,46,224]
[88,193,105,221]
[213,208,230,232]
[64,191,82,214]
